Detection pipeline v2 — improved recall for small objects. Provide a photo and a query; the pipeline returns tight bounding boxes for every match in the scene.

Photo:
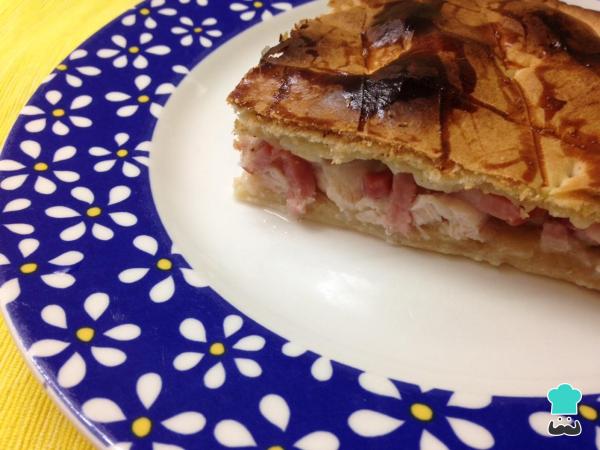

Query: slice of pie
[228,0,600,291]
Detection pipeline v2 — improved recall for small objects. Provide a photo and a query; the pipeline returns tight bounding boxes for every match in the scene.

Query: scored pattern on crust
[1,1,600,449]
[229,0,600,225]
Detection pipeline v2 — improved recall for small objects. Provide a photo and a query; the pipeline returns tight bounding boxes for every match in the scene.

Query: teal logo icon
[546,383,583,437]
[547,383,582,415]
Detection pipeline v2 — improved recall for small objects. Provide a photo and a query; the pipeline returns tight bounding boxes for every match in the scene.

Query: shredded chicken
[410,194,487,241]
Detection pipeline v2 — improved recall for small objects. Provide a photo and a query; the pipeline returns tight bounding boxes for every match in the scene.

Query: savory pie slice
[228,0,600,291]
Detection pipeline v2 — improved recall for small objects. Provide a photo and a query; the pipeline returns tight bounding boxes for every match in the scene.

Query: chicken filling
[238,137,600,253]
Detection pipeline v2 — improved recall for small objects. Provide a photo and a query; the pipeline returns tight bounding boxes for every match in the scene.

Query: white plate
[151,0,600,397]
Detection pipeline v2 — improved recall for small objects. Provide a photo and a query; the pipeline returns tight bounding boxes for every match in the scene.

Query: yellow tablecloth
[0,2,139,448]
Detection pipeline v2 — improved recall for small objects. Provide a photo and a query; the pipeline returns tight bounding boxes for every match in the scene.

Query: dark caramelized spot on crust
[497,2,600,64]
[367,0,441,48]
[344,72,441,130]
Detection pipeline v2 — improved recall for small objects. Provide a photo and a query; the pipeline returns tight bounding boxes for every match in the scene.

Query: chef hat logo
[547,384,582,415]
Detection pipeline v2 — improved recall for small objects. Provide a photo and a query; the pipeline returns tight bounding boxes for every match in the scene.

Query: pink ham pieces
[238,139,600,251]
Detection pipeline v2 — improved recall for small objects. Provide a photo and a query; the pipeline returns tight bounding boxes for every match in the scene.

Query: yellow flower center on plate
[116,148,129,158]
[57,64,68,72]
[19,262,38,274]
[140,7,151,16]
[268,446,284,450]
[76,327,95,343]
[137,94,150,104]
[33,162,49,172]
[131,416,152,438]
[580,404,598,421]
[52,108,66,118]
[86,206,102,218]
[156,258,173,271]
[209,342,225,356]
[254,1,264,7]
[129,46,141,54]
[193,27,203,33]
[410,403,433,422]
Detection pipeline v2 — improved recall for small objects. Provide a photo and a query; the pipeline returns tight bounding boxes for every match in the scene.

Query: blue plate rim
[1,0,598,448]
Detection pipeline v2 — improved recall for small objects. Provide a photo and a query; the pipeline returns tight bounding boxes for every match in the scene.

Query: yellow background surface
[0,2,139,448]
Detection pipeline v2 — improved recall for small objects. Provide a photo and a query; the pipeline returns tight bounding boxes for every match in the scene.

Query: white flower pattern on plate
[118,235,207,302]
[215,394,339,449]
[82,372,205,449]
[89,133,150,178]
[0,238,83,306]
[45,185,137,241]
[173,314,264,389]
[28,293,141,388]
[0,140,79,194]
[230,0,292,21]
[105,74,174,118]
[121,0,178,29]
[171,16,222,48]
[172,64,190,76]
[43,49,101,88]
[281,342,333,382]
[97,33,171,69]
[20,90,92,136]
[1,198,34,236]
[179,0,208,6]
[348,373,495,450]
